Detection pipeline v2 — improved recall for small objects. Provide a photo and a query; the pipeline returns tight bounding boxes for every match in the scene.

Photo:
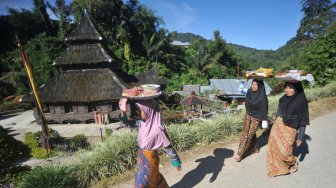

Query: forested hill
[172,32,205,42]
[172,32,305,70]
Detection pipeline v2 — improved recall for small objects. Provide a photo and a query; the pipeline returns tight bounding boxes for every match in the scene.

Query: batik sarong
[237,114,260,158]
[267,117,297,176]
[134,149,169,188]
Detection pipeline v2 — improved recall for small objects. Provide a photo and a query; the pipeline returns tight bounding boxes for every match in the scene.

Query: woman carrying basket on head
[267,81,309,177]
[234,79,269,162]
[119,97,182,188]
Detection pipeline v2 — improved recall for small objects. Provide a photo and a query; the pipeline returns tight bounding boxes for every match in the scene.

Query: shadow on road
[0,114,20,121]
[171,148,234,188]
[257,128,270,150]
[293,134,311,162]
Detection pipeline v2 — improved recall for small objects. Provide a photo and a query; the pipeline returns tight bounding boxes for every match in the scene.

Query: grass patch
[16,82,336,187]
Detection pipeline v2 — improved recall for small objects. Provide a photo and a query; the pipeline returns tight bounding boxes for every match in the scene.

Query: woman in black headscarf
[267,81,309,177]
[234,79,268,162]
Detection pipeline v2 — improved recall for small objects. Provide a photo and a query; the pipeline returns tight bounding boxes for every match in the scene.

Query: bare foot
[290,163,298,173]
[234,155,241,162]
[267,172,274,178]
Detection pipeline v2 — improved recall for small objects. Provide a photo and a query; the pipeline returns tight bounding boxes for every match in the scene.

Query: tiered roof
[53,13,115,67]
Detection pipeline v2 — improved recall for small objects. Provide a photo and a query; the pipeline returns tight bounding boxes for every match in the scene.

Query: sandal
[289,162,298,173]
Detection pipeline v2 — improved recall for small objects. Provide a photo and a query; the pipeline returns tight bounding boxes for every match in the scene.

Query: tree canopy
[0,0,335,99]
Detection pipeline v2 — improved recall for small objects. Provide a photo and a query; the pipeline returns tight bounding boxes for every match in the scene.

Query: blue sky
[1,0,335,50]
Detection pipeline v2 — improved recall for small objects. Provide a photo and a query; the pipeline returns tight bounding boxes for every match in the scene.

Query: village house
[23,13,166,124]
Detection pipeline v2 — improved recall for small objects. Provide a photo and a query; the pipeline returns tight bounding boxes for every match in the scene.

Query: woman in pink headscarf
[119,98,182,188]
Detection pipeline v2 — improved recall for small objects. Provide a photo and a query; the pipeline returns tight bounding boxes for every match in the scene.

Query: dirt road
[115,111,336,188]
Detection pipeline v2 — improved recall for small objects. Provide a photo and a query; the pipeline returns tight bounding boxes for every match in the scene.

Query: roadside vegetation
[0,0,335,187]
[12,82,336,187]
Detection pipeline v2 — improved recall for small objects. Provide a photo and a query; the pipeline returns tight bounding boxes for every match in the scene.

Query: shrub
[24,132,52,159]
[17,165,76,188]
[68,134,89,150]
[31,148,49,159]
[105,129,113,137]
[23,132,39,149]
[34,129,66,150]
[73,133,138,187]
[0,126,31,185]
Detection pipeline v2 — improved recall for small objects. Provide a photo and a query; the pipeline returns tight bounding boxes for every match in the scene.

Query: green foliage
[296,0,336,39]
[34,129,65,150]
[31,148,49,159]
[105,129,113,137]
[24,132,52,159]
[24,132,40,149]
[303,31,336,86]
[1,33,64,95]
[0,126,30,185]
[69,134,89,150]
[166,69,208,92]
[160,102,186,124]
[17,165,76,188]
[171,32,205,42]
[73,133,138,187]
[0,9,45,55]
[229,103,238,109]
[14,83,336,187]
[305,82,336,102]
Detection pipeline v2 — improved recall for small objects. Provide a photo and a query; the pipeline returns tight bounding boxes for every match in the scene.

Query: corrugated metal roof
[182,85,200,94]
[208,79,272,96]
[200,85,213,93]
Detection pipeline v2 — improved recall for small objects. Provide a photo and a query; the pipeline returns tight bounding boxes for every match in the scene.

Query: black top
[278,81,309,141]
[245,79,268,120]
[278,81,310,126]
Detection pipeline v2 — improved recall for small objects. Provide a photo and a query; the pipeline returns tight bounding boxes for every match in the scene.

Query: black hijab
[245,79,268,120]
[278,81,309,126]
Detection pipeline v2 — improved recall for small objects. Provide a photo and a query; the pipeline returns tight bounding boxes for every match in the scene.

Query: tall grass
[72,133,138,187]
[17,165,77,188]
[17,82,336,187]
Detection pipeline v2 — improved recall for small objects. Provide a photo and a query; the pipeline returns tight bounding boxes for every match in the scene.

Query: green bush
[69,134,89,150]
[0,126,31,185]
[34,129,65,149]
[23,132,39,149]
[105,129,113,137]
[17,165,76,188]
[31,148,49,159]
[24,132,52,159]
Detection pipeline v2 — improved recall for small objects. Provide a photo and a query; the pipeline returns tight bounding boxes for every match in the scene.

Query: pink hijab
[135,99,171,150]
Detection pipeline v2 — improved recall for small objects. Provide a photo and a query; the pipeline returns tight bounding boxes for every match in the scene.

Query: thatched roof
[23,69,130,103]
[135,65,167,85]
[53,43,115,66]
[65,13,103,42]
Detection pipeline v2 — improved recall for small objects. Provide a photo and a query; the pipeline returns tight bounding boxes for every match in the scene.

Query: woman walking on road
[119,98,182,188]
[234,79,269,162]
[267,81,309,177]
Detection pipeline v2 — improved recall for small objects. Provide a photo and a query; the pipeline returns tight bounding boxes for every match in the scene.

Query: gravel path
[115,111,336,188]
[0,110,126,141]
